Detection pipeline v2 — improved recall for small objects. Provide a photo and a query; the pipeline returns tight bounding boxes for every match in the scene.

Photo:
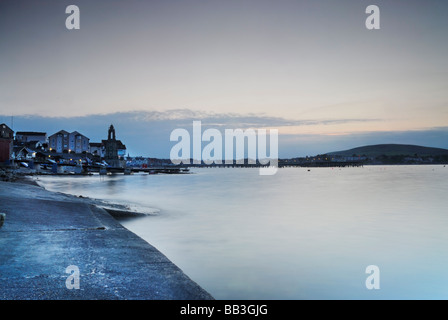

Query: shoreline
[21,174,158,219]
[0,175,214,300]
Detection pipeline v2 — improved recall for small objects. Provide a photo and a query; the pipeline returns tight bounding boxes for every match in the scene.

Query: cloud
[110,109,379,128]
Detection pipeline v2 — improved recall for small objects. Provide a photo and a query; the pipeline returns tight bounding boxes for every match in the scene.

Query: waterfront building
[0,123,14,163]
[103,125,126,167]
[69,131,90,154]
[15,132,47,144]
[49,130,90,154]
[89,142,104,157]
[48,130,69,153]
[12,146,35,161]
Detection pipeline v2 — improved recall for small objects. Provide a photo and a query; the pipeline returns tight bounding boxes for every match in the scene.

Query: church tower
[108,124,116,141]
[104,124,120,167]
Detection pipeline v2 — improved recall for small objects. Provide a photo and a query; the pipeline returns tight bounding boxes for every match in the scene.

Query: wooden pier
[23,159,364,176]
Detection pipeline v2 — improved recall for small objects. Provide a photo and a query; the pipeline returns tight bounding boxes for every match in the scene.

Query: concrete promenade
[0,180,213,300]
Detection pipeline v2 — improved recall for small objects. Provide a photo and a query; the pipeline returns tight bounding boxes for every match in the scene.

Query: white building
[89,142,104,157]
[69,131,90,154]
[49,130,90,154]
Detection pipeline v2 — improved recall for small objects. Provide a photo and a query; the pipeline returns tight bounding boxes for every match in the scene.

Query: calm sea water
[37,166,448,299]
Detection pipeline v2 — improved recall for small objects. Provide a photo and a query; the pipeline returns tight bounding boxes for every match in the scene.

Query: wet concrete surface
[0,181,213,300]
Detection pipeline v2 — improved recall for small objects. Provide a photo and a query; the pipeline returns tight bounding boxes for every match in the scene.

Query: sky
[0,0,447,158]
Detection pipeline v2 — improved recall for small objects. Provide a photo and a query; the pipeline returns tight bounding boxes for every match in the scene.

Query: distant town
[0,123,180,175]
[1,122,447,177]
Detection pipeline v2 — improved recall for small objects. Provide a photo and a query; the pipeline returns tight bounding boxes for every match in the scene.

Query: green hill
[327,144,448,157]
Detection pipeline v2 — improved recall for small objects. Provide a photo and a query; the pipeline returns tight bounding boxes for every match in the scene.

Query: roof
[0,124,12,130]
[13,146,34,154]
[15,141,44,148]
[49,130,70,137]
[118,141,126,149]
[48,130,89,139]
[71,132,89,139]
[16,132,47,136]
[101,140,126,149]
[89,142,103,147]
[0,123,14,139]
